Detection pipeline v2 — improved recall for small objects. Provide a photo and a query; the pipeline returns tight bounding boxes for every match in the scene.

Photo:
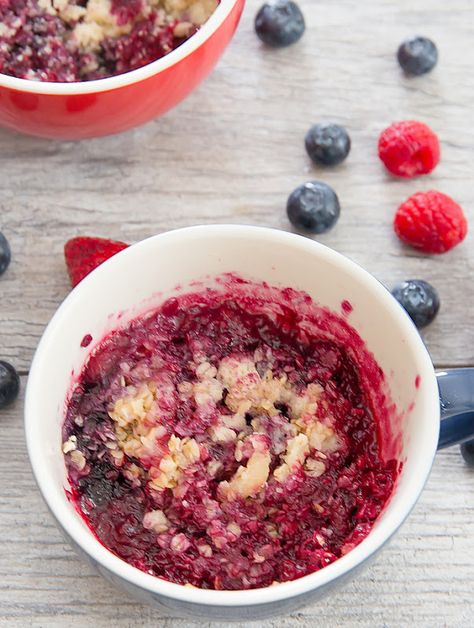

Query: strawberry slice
[64,236,129,287]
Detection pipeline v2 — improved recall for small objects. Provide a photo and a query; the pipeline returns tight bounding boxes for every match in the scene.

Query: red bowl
[0,0,244,140]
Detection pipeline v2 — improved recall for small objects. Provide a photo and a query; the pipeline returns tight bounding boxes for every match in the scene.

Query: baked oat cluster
[62,285,398,590]
[0,0,218,81]
[102,352,338,497]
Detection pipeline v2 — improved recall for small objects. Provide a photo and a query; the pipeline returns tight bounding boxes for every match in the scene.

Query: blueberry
[255,0,305,48]
[460,440,474,467]
[305,123,351,166]
[391,280,440,328]
[0,232,11,276]
[79,460,123,507]
[287,181,340,234]
[397,37,438,76]
[0,361,20,409]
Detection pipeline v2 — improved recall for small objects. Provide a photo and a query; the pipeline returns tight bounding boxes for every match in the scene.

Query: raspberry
[394,191,467,254]
[64,236,129,287]
[378,121,440,177]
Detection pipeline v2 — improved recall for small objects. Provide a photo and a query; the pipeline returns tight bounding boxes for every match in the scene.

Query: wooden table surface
[1,0,474,625]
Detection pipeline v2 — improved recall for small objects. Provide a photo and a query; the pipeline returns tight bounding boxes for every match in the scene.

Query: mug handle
[437,369,474,449]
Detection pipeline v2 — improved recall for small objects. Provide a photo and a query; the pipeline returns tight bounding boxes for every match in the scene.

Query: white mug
[25,225,473,621]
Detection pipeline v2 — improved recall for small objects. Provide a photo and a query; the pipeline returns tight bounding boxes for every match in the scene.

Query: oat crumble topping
[103,352,339,500]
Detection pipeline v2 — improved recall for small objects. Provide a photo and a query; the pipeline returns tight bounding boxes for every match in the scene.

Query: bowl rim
[0,0,239,96]
[25,225,440,607]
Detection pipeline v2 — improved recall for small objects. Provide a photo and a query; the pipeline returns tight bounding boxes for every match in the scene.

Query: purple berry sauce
[62,277,400,590]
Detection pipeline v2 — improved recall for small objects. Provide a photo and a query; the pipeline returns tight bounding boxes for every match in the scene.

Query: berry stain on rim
[62,274,402,591]
[81,334,93,348]
[341,300,353,316]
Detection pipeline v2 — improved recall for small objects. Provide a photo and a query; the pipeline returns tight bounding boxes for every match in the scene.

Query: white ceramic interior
[25,225,440,616]
[0,0,239,94]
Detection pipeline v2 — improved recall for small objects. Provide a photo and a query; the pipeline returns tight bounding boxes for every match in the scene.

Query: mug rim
[0,0,239,96]
[25,224,440,607]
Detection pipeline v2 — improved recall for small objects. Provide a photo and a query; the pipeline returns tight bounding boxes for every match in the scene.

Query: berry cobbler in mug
[0,0,218,81]
[62,276,400,591]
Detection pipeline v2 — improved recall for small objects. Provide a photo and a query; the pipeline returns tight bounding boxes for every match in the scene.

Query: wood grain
[1,0,474,625]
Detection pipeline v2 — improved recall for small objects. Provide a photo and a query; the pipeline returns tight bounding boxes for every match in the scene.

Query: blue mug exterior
[437,369,474,449]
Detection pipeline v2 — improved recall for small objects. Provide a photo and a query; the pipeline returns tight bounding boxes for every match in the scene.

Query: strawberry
[64,236,129,287]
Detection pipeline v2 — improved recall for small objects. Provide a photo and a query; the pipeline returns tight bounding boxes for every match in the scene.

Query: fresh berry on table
[255,0,305,48]
[394,190,468,254]
[0,361,20,409]
[0,232,11,277]
[397,36,438,76]
[64,236,129,288]
[460,440,474,467]
[391,280,440,328]
[305,123,351,166]
[287,181,341,234]
[378,120,440,177]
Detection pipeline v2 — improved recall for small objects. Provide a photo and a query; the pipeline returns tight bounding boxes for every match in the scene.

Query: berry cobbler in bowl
[0,0,218,81]
[26,227,439,618]
[62,279,399,590]
[0,0,243,138]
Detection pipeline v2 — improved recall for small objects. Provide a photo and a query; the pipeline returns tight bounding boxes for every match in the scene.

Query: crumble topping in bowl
[62,278,400,590]
[0,0,218,82]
